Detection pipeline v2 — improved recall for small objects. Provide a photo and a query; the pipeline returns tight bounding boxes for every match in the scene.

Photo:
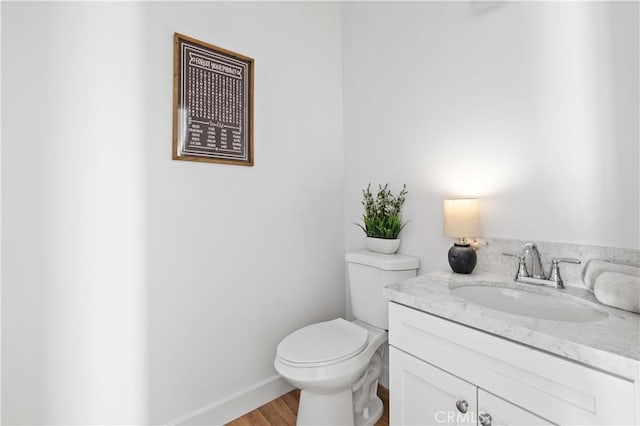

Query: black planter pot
[448,243,477,274]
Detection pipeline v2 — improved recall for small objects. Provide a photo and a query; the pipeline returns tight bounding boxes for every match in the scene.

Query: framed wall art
[173,33,254,166]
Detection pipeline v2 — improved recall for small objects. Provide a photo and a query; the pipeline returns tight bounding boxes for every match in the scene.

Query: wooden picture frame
[173,33,254,166]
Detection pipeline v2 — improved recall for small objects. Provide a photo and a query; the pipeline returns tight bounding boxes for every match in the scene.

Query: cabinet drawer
[389,302,635,425]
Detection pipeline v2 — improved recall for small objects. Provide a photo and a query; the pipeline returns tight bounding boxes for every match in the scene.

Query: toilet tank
[346,250,420,330]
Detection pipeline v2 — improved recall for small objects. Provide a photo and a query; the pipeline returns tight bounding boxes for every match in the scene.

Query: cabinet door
[477,389,554,426]
[390,346,477,426]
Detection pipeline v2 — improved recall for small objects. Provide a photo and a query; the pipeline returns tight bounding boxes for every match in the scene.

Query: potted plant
[357,183,408,254]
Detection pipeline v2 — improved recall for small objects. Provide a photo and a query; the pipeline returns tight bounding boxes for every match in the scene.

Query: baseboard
[167,375,294,426]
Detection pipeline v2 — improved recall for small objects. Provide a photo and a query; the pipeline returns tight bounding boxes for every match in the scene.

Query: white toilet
[274,250,420,426]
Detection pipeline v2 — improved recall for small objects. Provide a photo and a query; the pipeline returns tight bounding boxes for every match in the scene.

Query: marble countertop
[384,271,640,380]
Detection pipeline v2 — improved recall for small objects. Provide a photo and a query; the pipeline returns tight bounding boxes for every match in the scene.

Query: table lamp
[443,198,480,274]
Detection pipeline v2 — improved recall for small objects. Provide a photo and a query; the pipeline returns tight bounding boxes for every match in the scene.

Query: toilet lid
[277,318,368,366]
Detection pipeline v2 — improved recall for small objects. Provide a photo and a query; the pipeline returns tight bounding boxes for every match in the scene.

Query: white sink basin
[451,283,609,322]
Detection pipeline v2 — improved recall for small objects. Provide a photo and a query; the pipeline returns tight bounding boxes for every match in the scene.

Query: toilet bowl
[274,319,387,426]
[274,250,420,426]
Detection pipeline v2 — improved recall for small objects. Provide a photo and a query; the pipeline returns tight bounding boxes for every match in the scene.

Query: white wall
[142,2,344,424]
[2,2,345,424]
[3,2,148,424]
[343,1,639,275]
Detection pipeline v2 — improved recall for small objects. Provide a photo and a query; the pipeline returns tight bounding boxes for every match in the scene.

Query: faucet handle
[552,258,581,265]
[502,253,528,279]
[548,258,581,289]
[502,252,524,258]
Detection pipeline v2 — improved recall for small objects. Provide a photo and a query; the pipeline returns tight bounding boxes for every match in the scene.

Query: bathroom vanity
[385,271,640,425]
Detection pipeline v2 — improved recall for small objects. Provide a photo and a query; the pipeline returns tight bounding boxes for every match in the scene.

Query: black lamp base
[448,243,477,274]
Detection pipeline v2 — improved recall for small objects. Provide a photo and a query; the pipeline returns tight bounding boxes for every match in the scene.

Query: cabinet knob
[455,400,469,413]
[479,412,492,426]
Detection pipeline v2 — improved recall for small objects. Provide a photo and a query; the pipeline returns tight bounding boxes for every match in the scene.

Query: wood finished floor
[226,385,389,426]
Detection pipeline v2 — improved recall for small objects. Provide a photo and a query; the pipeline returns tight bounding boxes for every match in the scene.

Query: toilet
[274,250,420,426]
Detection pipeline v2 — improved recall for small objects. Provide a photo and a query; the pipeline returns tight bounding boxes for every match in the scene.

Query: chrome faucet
[503,243,581,289]
[523,243,544,279]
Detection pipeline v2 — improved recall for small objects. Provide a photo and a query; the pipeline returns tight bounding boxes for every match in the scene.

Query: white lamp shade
[443,199,480,238]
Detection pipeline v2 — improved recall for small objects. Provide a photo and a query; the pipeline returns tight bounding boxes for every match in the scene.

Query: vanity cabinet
[390,347,551,425]
[388,302,636,425]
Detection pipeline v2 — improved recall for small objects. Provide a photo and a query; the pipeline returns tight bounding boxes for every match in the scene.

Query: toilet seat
[277,318,368,367]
